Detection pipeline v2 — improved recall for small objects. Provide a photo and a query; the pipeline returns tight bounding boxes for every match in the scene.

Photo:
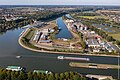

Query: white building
[6,66,23,71]
[86,39,101,48]
[86,74,113,80]
[66,19,74,23]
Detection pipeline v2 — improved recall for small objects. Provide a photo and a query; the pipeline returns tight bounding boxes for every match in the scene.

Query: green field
[25,29,35,40]
[109,33,120,41]
[77,16,107,19]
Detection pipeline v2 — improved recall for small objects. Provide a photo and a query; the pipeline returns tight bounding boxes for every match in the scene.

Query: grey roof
[87,39,100,46]
[109,43,120,52]
[39,40,51,43]
[104,42,113,51]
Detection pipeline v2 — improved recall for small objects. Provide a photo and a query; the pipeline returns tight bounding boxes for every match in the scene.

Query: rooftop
[87,39,100,46]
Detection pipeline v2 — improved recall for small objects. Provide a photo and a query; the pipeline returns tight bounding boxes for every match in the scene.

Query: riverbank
[18,28,120,58]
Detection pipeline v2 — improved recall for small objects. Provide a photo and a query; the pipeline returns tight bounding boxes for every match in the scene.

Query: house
[6,66,23,71]
[93,49,100,52]
[33,30,42,43]
[65,19,74,23]
[86,39,101,48]
[86,74,113,80]
[33,70,52,74]
[103,42,120,52]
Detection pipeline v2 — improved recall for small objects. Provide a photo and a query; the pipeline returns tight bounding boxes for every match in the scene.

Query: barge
[57,56,90,61]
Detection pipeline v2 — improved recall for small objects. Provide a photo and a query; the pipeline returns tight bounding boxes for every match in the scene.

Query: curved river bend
[0,17,119,79]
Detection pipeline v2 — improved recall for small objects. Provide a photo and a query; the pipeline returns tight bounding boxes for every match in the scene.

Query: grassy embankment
[109,32,120,41]
[77,16,107,19]
[49,24,59,40]
[21,28,41,50]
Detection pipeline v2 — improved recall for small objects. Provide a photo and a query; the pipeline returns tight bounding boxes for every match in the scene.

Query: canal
[0,17,119,79]
[55,17,73,39]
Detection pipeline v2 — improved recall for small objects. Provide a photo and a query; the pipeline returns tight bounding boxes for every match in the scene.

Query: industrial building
[86,39,101,48]
[6,66,23,71]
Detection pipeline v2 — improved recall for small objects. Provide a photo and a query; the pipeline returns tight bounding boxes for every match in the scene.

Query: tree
[11,71,19,80]
[73,75,80,80]
[69,71,74,78]
[55,73,59,80]
[0,69,6,80]
[17,72,27,80]
[106,36,114,42]
[64,72,69,79]
[60,73,65,79]
[27,72,33,80]
[81,40,86,49]
[0,69,88,80]
[33,72,39,80]
[116,40,120,45]
[48,73,55,80]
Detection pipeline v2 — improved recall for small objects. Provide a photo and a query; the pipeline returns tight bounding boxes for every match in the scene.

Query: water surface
[0,22,119,79]
[55,17,73,39]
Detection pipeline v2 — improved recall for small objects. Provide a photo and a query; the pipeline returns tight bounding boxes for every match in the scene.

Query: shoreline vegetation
[18,26,120,58]
[0,11,67,33]
[0,69,88,80]
[0,7,91,33]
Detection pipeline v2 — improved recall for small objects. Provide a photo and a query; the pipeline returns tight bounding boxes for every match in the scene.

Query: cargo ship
[57,56,90,61]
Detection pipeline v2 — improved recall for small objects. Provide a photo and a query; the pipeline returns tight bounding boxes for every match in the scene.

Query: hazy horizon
[0,0,120,5]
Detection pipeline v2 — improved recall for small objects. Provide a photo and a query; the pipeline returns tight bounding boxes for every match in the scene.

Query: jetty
[69,62,120,69]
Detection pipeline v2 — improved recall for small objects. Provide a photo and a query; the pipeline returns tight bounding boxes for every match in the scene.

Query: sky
[0,0,120,5]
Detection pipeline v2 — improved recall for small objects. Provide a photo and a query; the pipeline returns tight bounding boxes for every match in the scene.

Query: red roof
[96,36,102,38]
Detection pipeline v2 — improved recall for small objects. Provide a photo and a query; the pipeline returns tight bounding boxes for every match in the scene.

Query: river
[0,17,119,79]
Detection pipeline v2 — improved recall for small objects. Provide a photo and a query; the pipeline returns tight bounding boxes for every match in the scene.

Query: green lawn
[25,29,35,40]
[77,16,107,19]
[109,32,120,41]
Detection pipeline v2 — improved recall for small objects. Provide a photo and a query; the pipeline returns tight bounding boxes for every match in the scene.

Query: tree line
[0,69,94,80]
[0,10,67,33]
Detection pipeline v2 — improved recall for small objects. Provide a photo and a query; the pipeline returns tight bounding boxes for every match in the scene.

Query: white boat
[16,56,21,59]
[57,56,90,61]
[57,56,64,59]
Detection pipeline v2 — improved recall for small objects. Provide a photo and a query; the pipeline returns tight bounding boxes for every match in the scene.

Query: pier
[69,62,120,69]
